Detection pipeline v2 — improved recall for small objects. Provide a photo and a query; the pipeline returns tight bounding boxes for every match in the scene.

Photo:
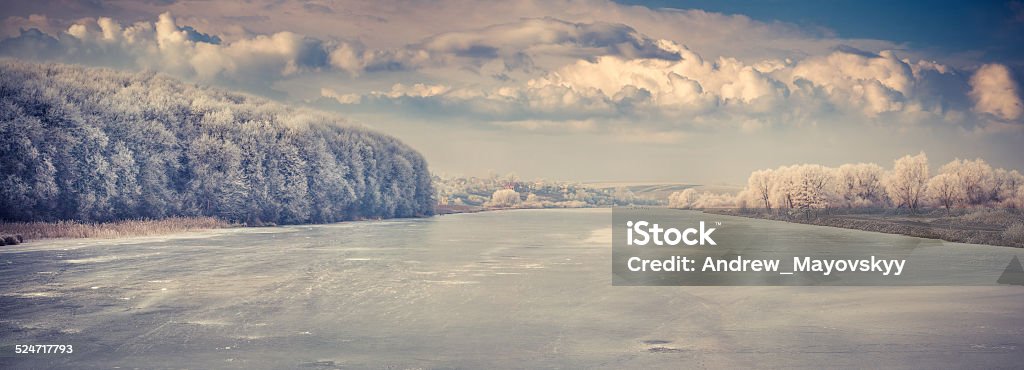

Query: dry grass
[707,208,1024,248]
[0,217,235,241]
[1005,223,1024,244]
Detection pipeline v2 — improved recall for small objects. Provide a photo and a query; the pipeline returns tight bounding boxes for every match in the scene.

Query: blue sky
[619,0,1024,65]
[0,0,1021,182]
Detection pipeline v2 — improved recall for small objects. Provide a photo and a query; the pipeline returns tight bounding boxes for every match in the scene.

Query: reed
[0,217,234,241]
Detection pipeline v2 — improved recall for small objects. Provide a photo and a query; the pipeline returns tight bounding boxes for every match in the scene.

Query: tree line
[0,61,434,224]
[670,152,1024,212]
[434,173,659,208]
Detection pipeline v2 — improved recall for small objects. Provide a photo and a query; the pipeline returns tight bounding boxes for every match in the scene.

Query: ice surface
[1,209,1021,368]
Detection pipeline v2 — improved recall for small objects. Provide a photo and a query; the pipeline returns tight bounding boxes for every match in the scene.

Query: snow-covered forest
[0,61,434,224]
[670,152,1024,212]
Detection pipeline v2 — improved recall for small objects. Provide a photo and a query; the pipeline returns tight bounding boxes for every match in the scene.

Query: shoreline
[11,207,1020,249]
[0,217,237,243]
[435,204,611,215]
[2,207,601,242]
[703,208,1024,248]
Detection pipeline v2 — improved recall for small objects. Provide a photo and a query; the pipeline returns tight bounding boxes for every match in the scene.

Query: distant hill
[585,182,742,201]
[587,182,696,200]
[0,61,433,224]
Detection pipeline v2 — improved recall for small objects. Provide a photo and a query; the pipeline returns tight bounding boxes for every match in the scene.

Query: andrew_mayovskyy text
[626,255,906,276]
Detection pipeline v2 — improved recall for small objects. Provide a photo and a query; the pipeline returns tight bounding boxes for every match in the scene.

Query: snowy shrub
[668,189,739,209]
[486,189,522,208]
[1003,223,1024,244]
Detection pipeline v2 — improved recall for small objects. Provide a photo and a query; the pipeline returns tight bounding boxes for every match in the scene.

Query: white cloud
[790,50,916,116]
[1,0,1021,180]
[0,13,328,85]
[17,0,883,61]
[1,3,1021,133]
[320,87,362,104]
[969,64,1023,121]
[320,43,989,132]
[323,83,451,104]
[417,17,679,61]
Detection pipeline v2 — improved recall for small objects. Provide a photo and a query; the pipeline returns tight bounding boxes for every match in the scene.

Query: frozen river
[1,209,1022,368]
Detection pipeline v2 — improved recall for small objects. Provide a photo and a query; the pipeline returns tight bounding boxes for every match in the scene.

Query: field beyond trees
[707,208,1024,248]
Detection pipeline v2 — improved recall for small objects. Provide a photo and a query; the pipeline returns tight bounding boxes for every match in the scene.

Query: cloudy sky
[2,0,1022,183]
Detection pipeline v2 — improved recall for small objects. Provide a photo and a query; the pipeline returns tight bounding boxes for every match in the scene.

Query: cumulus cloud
[0,13,330,86]
[323,17,682,76]
[1,4,1022,137]
[969,64,1023,121]
[322,83,451,104]
[321,43,997,133]
[0,13,681,80]
[7,0,884,61]
[327,41,437,75]
[790,50,915,116]
[1,14,58,38]
[523,41,787,113]
[418,17,680,62]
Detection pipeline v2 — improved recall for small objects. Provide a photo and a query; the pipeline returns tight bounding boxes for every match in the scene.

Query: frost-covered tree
[835,163,886,208]
[0,61,434,223]
[884,152,929,211]
[926,173,961,210]
[668,188,740,209]
[486,189,522,208]
[676,152,1021,212]
[668,188,699,208]
[747,169,773,209]
[1015,187,1024,209]
[790,164,834,210]
[992,169,1024,207]
[770,165,799,209]
[613,187,637,205]
[938,158,994,206]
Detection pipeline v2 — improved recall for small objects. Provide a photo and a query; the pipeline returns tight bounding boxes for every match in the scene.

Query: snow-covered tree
[770,165,799,209]
[0,61,434,223]
[668,188,699,208]
[671,152,1021,212]
[668,188,738,209]
[613,187,637,205]
[938,158,994,206]
[790,164,834,210]
[926,173,961,210]
[991,169,1023,206]
[835,163,885,208]
[747,169,773,209]
[486,189,522,208]
[885,152,929,210]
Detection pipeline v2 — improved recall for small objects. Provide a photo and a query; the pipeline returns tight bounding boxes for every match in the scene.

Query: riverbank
[434,204,488,215]
[704,208,1024,248]
[0,217,236,242]
[2,207,539,241]
[435,204,612,215]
